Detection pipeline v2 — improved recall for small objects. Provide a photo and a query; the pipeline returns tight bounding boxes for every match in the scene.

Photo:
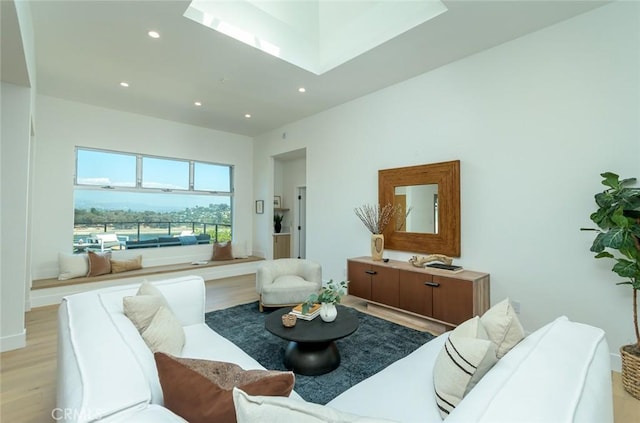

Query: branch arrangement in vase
[354,203,401,234]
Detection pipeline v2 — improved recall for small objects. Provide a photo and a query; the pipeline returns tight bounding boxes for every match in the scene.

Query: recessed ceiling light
[194,101,202,106]
[148,30,160,39]
[120,82,129,87]
[298,87,306,93]
[244,114,251,118]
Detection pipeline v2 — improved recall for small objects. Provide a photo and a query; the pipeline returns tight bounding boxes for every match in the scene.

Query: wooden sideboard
[347,256,490,327]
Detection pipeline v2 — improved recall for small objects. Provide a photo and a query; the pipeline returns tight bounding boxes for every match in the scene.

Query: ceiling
[8,1,608,137]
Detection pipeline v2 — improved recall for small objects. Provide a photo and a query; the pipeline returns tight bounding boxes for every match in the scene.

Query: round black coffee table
[264,306,359,376]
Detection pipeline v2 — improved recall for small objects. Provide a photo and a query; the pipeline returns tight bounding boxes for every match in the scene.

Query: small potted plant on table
[302,280,348,322]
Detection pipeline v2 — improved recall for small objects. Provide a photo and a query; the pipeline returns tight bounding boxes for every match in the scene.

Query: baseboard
[611,352,622,373]
[30,261,263,307]
[0,329,26,352]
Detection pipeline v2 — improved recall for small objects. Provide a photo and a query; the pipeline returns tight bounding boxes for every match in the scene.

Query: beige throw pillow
[480,297,525,358]
[111,255,143,273]
[433,316,498,418]
[123,281,184,355]
[141,306,185,355]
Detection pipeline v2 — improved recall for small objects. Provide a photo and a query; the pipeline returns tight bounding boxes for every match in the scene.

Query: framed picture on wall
[273,196,282,208]
[256,200,264,214]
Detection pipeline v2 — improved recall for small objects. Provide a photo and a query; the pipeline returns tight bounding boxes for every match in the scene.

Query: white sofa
[57,275,614,422]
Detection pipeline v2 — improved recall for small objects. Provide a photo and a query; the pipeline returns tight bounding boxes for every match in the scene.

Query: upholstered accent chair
[256,259,322,312]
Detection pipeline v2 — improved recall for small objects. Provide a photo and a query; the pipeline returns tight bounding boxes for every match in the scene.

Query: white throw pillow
[433,316,498,419]
[480,297,525,358]
[232,240,249,258]
[233,388,398,423]
[123,280,184,355]
[58,253,89,280]
[141,306,185,356]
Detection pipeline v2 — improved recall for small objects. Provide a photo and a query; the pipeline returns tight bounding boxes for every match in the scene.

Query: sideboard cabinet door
[432,275,474,326]
[347,260,372,300]
[370,266,400,308]
[398,270,433,317]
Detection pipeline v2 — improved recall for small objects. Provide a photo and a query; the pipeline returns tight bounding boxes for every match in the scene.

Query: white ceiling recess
[21,0,609,137]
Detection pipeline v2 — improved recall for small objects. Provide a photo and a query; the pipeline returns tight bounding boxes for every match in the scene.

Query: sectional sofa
[57,275,614,422]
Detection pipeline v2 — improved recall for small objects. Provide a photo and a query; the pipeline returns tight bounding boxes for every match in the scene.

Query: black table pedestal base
[284,341,340,376]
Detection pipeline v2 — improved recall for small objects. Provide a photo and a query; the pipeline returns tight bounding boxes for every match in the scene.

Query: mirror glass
[394,184,438,233]
[379,160,460,256]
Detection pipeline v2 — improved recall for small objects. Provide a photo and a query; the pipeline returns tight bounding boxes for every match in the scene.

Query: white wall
[31,96,254,280]
[254,2,640,365]
[1,82,32,351]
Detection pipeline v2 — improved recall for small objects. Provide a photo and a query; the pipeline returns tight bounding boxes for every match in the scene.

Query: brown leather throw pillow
[212,241,234,261]
[154,353,294,423]
[86,250,111,276]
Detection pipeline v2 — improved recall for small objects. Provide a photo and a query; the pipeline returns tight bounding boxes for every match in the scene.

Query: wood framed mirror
[379,160,460,256]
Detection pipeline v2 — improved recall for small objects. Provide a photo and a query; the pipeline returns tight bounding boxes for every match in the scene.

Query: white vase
[320,303,337,322]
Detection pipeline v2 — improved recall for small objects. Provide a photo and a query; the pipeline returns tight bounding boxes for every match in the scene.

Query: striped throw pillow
[433,316,498,418]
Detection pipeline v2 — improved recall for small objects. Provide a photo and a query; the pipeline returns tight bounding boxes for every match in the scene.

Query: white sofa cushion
[233,388,398,423]
[327,334,447,422]
[446,316,612,423]
[57,295,151,423]
[98,276,207,404]
[433,316,498,418]
[480,298,525,358]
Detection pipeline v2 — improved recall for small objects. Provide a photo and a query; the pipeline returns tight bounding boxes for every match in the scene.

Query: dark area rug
[205,301,435,404]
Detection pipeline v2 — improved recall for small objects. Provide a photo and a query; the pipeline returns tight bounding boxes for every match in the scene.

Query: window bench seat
[32,256,264,291]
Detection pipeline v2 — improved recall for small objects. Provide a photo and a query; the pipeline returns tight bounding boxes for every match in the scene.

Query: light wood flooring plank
[1,275,638,422]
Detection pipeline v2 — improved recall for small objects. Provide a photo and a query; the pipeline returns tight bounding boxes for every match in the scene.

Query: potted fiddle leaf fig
[582,172,640,400]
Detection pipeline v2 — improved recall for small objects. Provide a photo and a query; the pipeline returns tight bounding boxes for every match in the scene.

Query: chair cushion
[261,276,318,306]
[155,354,294,423]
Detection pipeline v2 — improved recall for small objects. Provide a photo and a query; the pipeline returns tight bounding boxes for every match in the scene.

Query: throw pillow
[480,297,525,358]
[232,240,249,258]
[155,353,295,423]
[58,253,89,280]
[212,241,234,261]
[123,281,184,355]
[86,250,112,276]
[433,316,498,419]
[110,255,143,273]
[232,388,398,423]
[141,306,185,355]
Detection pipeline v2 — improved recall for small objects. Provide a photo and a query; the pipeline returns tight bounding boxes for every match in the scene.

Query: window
[73,147,233,252]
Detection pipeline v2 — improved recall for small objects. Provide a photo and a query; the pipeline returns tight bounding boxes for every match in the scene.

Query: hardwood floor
[1,274,638,422]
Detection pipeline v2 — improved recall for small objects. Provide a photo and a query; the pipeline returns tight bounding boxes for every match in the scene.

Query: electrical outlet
[512,300,521,314]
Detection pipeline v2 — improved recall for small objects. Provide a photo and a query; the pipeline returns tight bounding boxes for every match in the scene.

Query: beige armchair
[256,258,322,312]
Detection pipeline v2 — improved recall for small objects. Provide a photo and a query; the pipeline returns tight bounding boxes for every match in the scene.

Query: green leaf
[611,207,630,228]
[590,232,607,253]
[600,172,620,189]
[594,251,614,259]
[612,259,639,279]
[599,227,628,249]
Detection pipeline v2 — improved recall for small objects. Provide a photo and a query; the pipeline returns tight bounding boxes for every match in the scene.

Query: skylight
[184,0,447,75]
